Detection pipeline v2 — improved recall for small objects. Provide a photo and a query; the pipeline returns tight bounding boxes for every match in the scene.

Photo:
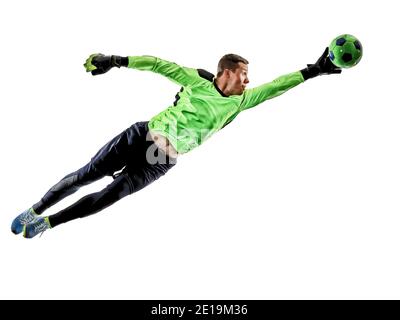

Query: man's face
[227,62,249,95]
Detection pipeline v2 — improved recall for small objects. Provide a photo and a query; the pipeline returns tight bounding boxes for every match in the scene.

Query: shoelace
[33,220,48,238]
[19,210,36,225]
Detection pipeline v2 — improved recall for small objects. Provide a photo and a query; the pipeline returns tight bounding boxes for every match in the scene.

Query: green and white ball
[329,34,363,68]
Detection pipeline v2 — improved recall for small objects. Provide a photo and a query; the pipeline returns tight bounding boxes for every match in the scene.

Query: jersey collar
[213,80,228,97]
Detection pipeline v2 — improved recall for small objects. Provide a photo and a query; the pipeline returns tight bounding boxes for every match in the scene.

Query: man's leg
[22,173,132,238]
[48,157,177,228]
[11,162,105,235]
[47,173,133,227]
[32,162,104,215]
[23,154,177,238]
[12,125,132,235]
[32,121,150,215]
[21,121,177,237]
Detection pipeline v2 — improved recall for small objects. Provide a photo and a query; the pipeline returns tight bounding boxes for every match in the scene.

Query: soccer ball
[329,34,363,68]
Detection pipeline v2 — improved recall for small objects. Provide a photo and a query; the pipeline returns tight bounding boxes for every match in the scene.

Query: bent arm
[127,56,201,87]
[240,71,304,111]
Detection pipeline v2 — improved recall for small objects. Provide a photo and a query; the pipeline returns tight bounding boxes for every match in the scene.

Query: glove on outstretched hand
[84,54,125,75]
[301,47,342,80]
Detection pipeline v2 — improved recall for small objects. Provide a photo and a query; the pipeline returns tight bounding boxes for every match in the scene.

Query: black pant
[32,121,176,227]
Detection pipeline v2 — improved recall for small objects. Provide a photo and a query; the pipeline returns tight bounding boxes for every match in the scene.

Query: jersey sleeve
[127,56,201,87]
[239,71,305,111]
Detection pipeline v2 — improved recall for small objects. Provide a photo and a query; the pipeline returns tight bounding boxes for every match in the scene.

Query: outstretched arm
[84,54,200,87]
[240,48,341,111]
[240,71,304,111]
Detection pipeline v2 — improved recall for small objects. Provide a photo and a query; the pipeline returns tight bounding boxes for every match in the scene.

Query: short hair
[217,54,249,77]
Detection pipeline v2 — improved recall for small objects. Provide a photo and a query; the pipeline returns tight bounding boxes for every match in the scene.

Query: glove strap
[300,65,320,81]
[111,56,129,68]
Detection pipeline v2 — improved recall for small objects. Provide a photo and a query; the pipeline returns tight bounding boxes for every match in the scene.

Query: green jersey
[128,56,304,154]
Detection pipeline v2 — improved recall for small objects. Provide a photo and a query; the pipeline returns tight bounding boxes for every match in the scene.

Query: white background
[1,0,399,299]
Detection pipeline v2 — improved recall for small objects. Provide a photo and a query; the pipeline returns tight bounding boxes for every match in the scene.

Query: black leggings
[32,121,176,228]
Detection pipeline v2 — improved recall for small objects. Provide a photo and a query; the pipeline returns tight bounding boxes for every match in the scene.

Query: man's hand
[301,47,342,80]
[83,54,125,76]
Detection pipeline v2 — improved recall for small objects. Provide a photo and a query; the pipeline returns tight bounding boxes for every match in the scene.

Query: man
[11,48,341,238]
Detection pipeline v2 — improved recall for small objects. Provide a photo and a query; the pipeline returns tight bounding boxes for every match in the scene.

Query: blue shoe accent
[23,217,51,239]
[11,208,38,234]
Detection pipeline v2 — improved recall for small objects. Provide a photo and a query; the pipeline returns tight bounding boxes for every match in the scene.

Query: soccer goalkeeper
[11,48,341,238]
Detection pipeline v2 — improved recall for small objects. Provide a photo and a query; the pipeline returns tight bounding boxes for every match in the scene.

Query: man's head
[216,54,249,96]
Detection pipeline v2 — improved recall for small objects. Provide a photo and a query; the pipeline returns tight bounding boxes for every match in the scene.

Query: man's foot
[23,217,51,239]
[11,208,38,234]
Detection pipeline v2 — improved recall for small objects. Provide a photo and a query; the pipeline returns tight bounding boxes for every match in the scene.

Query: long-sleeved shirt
[128,56,305,154]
